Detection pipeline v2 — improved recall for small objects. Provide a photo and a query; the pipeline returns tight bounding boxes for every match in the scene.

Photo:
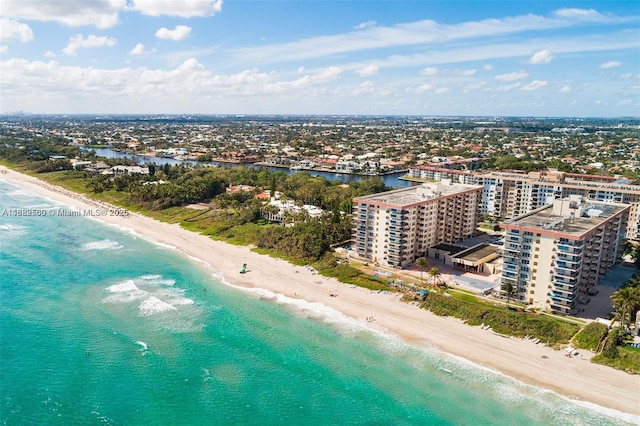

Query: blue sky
[1,0,638,116]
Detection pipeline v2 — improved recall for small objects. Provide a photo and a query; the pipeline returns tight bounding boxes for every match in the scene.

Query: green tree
[269,176,277,199]
[611,286,640,330]
[501,281,516,308]
[428,267,442,287]
[416,257,428,284]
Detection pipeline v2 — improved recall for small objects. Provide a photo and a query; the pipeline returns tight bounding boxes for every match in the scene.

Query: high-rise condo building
[408,166,640,241]
[352,180,482,268]
[501,195,629,315]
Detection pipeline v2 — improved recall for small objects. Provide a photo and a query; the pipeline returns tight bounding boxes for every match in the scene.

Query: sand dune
[2,166,639,417]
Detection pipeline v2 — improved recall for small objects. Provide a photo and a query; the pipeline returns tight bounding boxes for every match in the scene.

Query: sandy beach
[2,166,639,417]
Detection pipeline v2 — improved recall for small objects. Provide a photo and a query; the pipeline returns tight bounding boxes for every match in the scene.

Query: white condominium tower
[352,180,482,268]
[501,195,629,315]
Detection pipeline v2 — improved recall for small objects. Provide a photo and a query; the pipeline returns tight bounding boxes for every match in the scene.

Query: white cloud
[494,71,528,81]
[0,45,8,54]
[0,58,351,113]
[339,30,638,75]
[463,82,487,92]
[353,21,377,30]
[483,64,493,71]
[416,84,434,93]
[155,26,192,41]
[453,68,476,76]
[420,67,439,76]
[521,80,547,91]
[0,0,223,27]
[488,83,522,92]
[129,43,145,55]
[435,87,450,94]
[559,85,571,93]
[130,0,222,17]
[599,61,622,69]
[528,49,553,64]
[553,8,603,20]
[0,0,125,28]
[0,19,34,43]
[621,73,640,79]
[63,34,117,56]
[129,43,148,55]
[231,9,631,65]
[356,64,378,77]
[44,51,56,58]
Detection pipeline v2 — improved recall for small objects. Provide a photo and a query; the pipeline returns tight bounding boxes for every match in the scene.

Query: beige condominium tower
[501,195,629,315]
[352,180,482,268]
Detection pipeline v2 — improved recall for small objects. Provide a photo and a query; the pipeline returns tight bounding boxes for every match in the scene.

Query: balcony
[556,244,583,255]
[553,275,578,286]
[504,264,519,272]
[552,284,576,295]
[548,292,577,305]
[555,268,580,279]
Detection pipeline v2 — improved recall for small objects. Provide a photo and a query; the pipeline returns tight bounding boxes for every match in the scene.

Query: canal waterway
[91,148,414,188]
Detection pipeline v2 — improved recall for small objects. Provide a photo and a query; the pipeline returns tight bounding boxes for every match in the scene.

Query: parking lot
[576,264,636,320]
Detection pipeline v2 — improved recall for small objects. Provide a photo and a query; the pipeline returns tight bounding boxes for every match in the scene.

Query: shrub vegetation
[572,322,608,351]
[419,292,579,346]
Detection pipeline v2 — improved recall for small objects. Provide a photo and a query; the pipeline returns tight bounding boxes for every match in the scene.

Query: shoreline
[1,166,639,418]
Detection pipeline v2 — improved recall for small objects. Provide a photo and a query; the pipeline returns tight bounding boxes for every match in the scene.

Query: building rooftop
[452,243,500,263]
[503,196,629,237]
[354,180,482,208]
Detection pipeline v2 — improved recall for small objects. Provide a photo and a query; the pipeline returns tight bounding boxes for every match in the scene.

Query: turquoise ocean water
[0,180,636,426]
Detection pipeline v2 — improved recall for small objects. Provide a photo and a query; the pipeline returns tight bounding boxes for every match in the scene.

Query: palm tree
[416,257,428,284]
[611,286,640,329]
[501,281,516,309]
[428,267,441,288]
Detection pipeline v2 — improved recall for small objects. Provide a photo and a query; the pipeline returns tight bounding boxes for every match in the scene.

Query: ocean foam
[136,275,175,286]
[106,280,140,293]
[103,280,148,303]
[139,274,162,280]
[80,239,123,251]
[224,281,373,337]
[167,297,195,306]
[103,275,195,319]
[0,223,27,231]
[139,296,177,316]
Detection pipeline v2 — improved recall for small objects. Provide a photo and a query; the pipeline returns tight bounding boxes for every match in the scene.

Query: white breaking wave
[103,275,194,318]
[103,280,148,303]
[81,239,123,251]
[167,297,195,306]
[139,296,177,316]
[137,275,175,286]
[0,223,27,231]
[135,341,149,350]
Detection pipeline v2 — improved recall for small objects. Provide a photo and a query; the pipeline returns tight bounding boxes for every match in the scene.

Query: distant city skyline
[1,0,638,117]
